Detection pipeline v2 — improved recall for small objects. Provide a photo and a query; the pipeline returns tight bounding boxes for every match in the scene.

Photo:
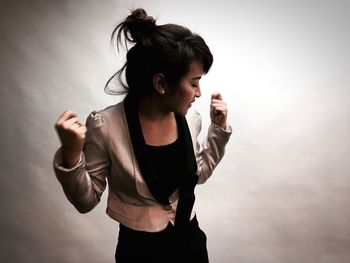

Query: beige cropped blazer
[53,101,232,232]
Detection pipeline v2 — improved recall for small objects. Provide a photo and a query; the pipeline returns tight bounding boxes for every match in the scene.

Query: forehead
[185,61,204,79]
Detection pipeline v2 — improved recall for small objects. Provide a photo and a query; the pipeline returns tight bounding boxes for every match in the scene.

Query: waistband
[119,215,199,238]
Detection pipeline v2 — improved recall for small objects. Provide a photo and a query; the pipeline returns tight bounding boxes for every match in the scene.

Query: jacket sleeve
[53,111,110,213]
[192,111,232,184]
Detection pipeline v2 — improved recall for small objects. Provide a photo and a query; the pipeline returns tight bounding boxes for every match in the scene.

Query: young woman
[53,8,232,262]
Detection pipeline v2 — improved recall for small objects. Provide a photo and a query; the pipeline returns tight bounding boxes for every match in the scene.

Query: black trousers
[115,216,209,263]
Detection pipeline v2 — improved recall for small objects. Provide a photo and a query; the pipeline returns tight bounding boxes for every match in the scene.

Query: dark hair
[105,8,213,101]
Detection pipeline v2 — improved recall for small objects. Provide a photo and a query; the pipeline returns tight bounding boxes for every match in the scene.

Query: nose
[195,86,201,98]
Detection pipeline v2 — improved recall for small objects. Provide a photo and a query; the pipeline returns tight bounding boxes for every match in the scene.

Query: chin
[174,109,187,116]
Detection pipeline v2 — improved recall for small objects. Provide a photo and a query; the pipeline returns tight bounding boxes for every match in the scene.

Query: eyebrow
[191,76,202,80]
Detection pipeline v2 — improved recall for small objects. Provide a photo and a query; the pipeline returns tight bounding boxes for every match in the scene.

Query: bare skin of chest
[139,113,178,146]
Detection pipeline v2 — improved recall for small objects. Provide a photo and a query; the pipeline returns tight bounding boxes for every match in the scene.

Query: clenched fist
[210,92,228,129]
[55,111,87,168]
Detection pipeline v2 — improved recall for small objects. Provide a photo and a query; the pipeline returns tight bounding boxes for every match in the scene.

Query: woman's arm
[53,111,110,213]
[193,93,232,184]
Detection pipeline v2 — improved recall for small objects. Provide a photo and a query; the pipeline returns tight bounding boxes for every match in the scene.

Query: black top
[145,136,185,200]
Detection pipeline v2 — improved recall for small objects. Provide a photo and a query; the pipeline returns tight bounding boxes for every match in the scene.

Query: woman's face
[166,61,204,116]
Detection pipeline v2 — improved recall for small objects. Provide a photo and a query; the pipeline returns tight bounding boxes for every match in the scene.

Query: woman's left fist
[210,92,227,129]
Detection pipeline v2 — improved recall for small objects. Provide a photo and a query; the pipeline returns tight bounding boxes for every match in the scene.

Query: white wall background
[1,0,349,262]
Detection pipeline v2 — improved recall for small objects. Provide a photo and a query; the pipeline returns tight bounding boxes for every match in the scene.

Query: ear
[153,73,167,95]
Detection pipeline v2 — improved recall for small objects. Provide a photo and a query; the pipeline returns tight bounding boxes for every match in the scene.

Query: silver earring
[160,89,165,95]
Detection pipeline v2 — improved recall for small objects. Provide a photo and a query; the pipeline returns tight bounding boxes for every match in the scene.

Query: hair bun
[125,8,156,43]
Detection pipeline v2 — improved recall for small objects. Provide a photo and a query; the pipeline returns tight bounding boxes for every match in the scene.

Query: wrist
[61,148,82,169]
[212,120,226,130]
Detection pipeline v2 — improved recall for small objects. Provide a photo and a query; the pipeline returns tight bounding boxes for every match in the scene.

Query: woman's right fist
[54,111,87,168]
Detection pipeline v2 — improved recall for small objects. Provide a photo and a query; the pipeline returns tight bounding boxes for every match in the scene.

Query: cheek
[169,84,194,107]
[180,86,195,99]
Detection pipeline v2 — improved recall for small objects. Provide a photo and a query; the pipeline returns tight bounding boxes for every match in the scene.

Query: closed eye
[192,82,200,88]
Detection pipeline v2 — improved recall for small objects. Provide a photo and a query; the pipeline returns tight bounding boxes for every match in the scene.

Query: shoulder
[86,101,124,127]
[84,101,126,145]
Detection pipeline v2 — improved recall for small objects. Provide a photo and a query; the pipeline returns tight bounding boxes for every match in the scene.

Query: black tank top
[144,136,184,199]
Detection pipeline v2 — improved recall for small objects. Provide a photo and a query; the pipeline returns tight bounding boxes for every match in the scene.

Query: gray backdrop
[1,0,349,262]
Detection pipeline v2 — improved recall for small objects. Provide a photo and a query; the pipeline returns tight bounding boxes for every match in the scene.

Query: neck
[138,94,173,121]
